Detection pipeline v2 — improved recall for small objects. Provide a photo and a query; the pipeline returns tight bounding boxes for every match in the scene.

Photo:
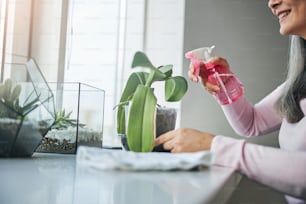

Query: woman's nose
[268,0,281,10]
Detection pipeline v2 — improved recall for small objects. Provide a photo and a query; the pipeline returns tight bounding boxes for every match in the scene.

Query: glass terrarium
[35,82,105,154]
[0,59,55,157]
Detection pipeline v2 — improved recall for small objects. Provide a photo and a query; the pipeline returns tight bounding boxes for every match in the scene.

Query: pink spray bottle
[185,45,244,105]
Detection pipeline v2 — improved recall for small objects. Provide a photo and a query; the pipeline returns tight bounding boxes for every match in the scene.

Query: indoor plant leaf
[3,79,12,101]
[141,88,157,152]
[117,72,148,134]
[119,72,148,102]
[0,84,5,97]
[158,64,173,78]
[11,85,21,102]
[165,76,188,102]
[131,51,155,69]
[131,51,167,83]
[127,85,156,152]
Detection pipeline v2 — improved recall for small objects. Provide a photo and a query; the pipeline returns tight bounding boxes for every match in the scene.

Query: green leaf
[145,70,168,87]
[165,76,188,102]
[141,88,157,152]
[52,109,83,130]
[127,85,156,152]
[131,51,167,83]
[158,64,173,78]
[119,72,148,102]
[0,84,5,97]
[131,51,155,69]
[117,72,148,134]
[20,96,40,115]
[11,85,21,101]
[3,79,12,101]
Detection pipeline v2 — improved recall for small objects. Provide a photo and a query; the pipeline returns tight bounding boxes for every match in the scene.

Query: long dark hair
[276,36,306,123]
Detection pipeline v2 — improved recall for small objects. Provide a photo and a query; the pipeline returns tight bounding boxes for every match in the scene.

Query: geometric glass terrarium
[35,82,105,154]
[0,59,55,157]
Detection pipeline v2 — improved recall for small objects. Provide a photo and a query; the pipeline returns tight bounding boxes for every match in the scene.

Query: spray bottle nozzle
[185,45,215,62]
[185,45,216,79]
[202,45,215,62]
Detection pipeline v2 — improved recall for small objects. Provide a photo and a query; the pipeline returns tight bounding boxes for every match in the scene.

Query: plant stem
[145,72,155,87]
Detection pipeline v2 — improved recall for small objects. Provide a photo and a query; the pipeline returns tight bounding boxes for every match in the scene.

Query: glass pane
[65,0,121,144]
[0,0,7,80]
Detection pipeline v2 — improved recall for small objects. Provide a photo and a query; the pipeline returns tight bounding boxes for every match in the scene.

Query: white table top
[0,152,241,204]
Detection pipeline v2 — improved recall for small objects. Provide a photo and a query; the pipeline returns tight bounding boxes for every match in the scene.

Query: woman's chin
[279,27,290,36]
[279,22,296,36]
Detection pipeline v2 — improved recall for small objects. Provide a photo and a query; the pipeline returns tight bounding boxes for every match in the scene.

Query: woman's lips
[277,10,291,22]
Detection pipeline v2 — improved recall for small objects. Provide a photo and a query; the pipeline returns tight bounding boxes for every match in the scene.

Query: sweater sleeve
[211,135,306,199]
[221,83,285,136]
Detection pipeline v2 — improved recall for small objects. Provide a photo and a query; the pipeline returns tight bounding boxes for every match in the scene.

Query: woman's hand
[188,56,231,95]
[154,128,215,153]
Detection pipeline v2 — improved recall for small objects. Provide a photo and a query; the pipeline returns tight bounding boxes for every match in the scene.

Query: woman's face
[268,0,306,38]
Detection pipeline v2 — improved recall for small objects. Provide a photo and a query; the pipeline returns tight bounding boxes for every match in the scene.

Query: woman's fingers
[204,82,220,94]
[156,130,180,151]
[155,128,215,153]
[163,140,176,151]
[188,56,231,95]
[154,131,176,146]
[188,68,198,82]
[210,56,230,68]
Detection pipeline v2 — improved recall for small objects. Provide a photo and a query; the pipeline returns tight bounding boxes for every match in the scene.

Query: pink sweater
[211,83,306,203]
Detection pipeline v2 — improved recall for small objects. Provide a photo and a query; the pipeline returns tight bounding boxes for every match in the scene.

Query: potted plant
[117,51,188,152]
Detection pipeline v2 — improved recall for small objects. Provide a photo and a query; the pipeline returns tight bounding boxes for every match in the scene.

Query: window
[65,0,185,145]
[0,0,185,146]
[0,0,33,81]
[64,0,135,144]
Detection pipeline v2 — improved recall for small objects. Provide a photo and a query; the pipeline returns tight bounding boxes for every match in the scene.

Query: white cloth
[76,146,212,171]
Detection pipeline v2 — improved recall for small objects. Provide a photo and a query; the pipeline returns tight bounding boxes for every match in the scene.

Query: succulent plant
[0,79,40,119]
[117,51,188,152]
[51,109,85,130]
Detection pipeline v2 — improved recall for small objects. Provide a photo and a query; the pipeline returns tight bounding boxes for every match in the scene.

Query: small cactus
[51,109,85,130]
